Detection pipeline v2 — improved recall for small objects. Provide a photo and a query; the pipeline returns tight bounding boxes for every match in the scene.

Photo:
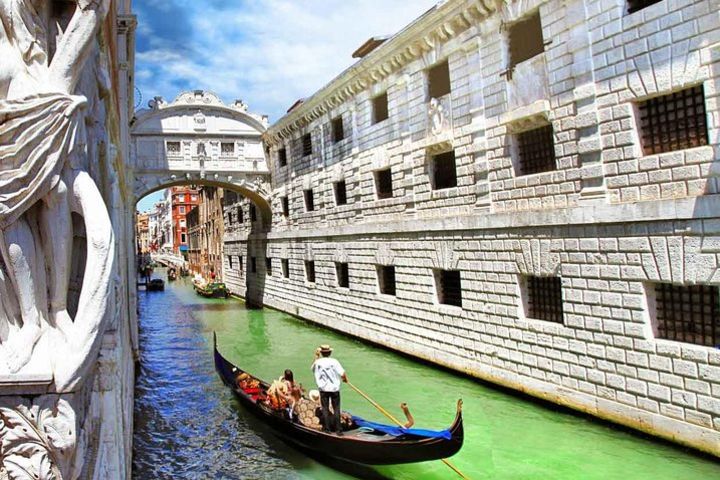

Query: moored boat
[147,278,165,291]
[196,282,229,298]
[213,333,464,465]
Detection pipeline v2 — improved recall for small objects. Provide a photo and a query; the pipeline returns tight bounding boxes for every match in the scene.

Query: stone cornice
[263,0,496,147]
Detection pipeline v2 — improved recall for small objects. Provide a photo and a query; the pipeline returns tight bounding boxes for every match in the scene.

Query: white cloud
[135,0,439,121]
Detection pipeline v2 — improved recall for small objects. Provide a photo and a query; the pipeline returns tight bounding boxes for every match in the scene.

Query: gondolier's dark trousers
[319,391,341,433]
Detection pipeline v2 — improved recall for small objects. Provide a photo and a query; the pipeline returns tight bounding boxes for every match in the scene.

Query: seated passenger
[296,389,323,430]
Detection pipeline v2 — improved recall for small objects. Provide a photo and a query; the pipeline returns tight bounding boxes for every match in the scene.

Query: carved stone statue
[0,0,113,391]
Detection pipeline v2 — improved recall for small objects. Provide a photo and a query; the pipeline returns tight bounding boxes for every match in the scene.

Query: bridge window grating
[377,265,396,296]
[516,124,556,176]
[654,283,719,348]
[302,133,312,156]
[334,180,348,206]
[221,142,234,155]
[431,150,458,190]
[266,257,272,276]
[304,189,315,212]
[336,262,349,288]
[238,207,244,224]
[372,92,389,124]
[526,275,563,323]
[436,270,462,307]
[278,147,288,167]
[281,196,289,217]
[282,259,290,278]
[638,85,708,155]
[375,168,393,199]
[428,60,451,99]
[166,141,181,155]
[627,0,662,14]
[305,261,316,283]
[332,116,345,143]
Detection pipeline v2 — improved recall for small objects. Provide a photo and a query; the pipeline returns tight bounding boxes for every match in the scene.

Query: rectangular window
[525,276,563,323]
[166,141,181,154]
[191,195,198,201]
[436,270,462,307]
[377,265,396,296]
[302,133,313,156]
[281,196,289,217]
[221,142,234,155]
[627,0,662,14]
[654,283,719,348]
[282,259,290,278]
[227,211,233,224]
[375,168,393,199]
[238,207,244,224]
[304,189,315,212]
[239,255,244,273]
[431,151,458,190]
[508,12,544,71]
[278,147,288,167]
[638,85,708,155]
[180,233,187,243]
[334,180,348,206]
[179,206,186,214]
[372,92,389,124]
[178,194,185,202]
[266,257,272,276]
[228,255,233,269]
[250,204,257,222]
[516,124,556,176]
[336,262,349,288]
[250,257,257,273]
[179,219,186,228]
[428,60,451,99]
[305,261,316,283]
[332,116,345,143]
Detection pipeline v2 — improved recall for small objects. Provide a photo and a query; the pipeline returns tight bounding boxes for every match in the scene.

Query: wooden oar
[346,381,470,480]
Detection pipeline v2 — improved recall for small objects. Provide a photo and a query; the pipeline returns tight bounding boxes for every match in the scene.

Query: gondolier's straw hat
[319,344,333,353]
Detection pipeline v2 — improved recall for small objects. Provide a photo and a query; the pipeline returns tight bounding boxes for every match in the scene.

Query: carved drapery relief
[375,243,395,266]
[0,1,114,477]
[431,242,460,271]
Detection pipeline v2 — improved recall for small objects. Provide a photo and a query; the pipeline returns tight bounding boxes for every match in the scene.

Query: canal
[133,270,720,479]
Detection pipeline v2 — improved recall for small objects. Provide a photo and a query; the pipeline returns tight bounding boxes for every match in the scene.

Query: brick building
[170,186,200,256]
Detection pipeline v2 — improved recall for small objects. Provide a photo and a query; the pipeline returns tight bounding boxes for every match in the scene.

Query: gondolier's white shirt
[311,357,345,392]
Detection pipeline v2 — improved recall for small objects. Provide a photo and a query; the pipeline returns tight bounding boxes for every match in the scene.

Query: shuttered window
[377,265,396,296]
[436,270,462,307]
[334,180,348,206]
[517,125,556,176]
[375,169,393,199]
[526,276,563,323]
[655,284,719,348]
[336,262,349,288]
[305,261,316,283]
[638,86,708,155]
[431,151,458,190]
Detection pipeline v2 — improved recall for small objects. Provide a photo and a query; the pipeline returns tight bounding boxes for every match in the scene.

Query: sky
[135,0,439,212]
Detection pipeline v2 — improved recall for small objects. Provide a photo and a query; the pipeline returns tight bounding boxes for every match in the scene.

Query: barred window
[282,259,290,279]
[250,257,257,273]
[428,60,451,99]
[336,262,349,288]
[266,257,272,276]
[281,196,289,217]
[627,0,662,14]
[302,133,312,156]
[375,168,393,199]
[431,151,458,190]
[654,283,719,348]
[238,207,244,224]
[436,270,462,307]
[228,255,233,270]
[304,189,315,212]
[377,265,396,296]
[526,276,563,323]
[238,256,244,274]
[508,12,544,72]
[278,147,288,167]
[334,180,348,206]
[516,124,556,176]
[250,204,257,222]
[638,85,708,155]
[332,116,345,143]
[166,141,181,154]
[305,261,316,283]
[227,211,233,225]
[372,92,389,124]
[221,142,234,155]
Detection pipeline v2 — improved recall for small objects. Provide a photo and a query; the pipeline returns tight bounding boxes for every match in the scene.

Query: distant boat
[167,268,177,281]
[213,333,464,465]
[196,282,229,298]
[147,278,165,291]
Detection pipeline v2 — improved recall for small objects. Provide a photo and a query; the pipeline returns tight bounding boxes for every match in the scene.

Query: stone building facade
[220,0,720,456]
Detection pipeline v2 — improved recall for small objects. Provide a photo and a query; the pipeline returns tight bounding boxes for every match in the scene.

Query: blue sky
[135,0,438,212]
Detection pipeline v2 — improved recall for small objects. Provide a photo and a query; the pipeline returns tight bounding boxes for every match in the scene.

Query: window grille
[377,265,396,296]
[266,257,272,276]
[627,0,662,14]
[517,125,556,176]
[336,262,349,288]
[166,141,181,154]
[638,85,708,155]
[281,196,289,217]
[526,276,563,323]
[278,148,288,167]
[250,204,257,222]
[332,117,345,143]
[508,12,544,72]
[221,142,234,155]
[436,270,462,307]
[304,189,315,212]
[238,207,244,224]
[302,133,312,156]
[250,257,257,273]
[227,211,233,224]
[431,151,458,190]
[372,92,389,124]
[334,180,348,206]
[655,283,719,348]
[375,169,393,199]
[305,261,316,283]
[428,60,451,99]
[282,259,290,278]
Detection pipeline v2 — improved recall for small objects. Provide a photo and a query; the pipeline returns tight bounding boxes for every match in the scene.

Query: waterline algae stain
[133,272,720,479]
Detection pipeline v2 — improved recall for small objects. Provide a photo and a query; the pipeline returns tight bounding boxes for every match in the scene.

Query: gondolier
[311,344,348,435]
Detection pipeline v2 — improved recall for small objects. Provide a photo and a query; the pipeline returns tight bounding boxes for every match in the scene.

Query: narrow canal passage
[133,270,720,479]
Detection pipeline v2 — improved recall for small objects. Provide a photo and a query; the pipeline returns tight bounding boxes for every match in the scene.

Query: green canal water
[133,272,720,479]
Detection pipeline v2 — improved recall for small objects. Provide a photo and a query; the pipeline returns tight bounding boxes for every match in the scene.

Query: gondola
[213,333,464,465]
[196,282,229,298]
[146,278,165,291]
